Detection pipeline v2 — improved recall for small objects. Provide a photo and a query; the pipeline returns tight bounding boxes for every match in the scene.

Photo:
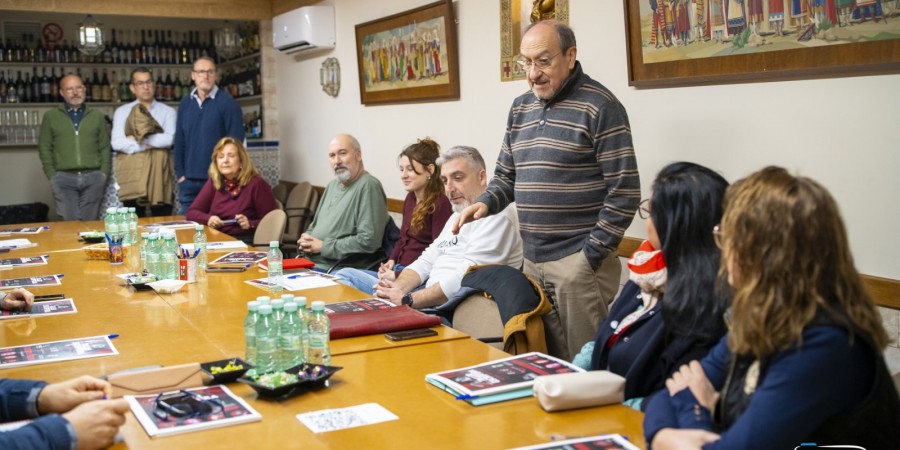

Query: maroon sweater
[390,191,453,267]
[185,176,278,238]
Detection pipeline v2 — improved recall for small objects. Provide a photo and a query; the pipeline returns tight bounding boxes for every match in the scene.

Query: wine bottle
[40,68,51,103]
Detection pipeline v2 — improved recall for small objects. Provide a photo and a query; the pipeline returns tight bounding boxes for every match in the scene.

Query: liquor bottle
[22,71,32,103]
[119,31,130,65]
[101,69,111,102]
[133,30,142,64]
[31,68,41,103]
[101,34,112,63]
[173,69,183,100]
[164,69,174,101]
[7,71,18,103]
[26,34,36,62]
[141,29,149,64]
[40,68,51,103]
[110,69,120,103]
[0,38,5,63]
[109,29,119,64]
[36,38,45,62]
[0,70,6,104]
[91,69,101,103]
[51,68,60,103]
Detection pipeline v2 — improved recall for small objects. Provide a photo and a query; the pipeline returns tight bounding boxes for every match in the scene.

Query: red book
[328,305,441,339]
[258,257,315,270]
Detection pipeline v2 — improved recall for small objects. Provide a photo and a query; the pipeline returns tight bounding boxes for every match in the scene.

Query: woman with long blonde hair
[644,166,899,449]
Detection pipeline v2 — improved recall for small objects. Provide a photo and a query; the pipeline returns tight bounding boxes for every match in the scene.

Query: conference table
[0,218,645,449]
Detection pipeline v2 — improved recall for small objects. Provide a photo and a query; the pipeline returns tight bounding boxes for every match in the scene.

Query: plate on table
[79,231,105,243]
[201,357,253,384]
[238,363,342,400]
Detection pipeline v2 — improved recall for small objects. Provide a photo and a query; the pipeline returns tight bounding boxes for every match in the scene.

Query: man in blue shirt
[173,57,244,214]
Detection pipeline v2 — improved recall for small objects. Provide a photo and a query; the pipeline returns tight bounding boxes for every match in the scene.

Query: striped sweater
[478,62,640,269]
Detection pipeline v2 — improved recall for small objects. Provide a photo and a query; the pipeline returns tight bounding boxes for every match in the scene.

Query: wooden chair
[281,182,316,256]
[451,294,504,350]
[252,209,287,249]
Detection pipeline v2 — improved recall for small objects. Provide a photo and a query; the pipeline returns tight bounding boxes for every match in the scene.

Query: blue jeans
[177,178,207,214]
[50,171,107,221]
[334,268,379,294]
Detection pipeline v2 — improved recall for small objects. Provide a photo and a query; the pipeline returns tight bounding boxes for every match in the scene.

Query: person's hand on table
[207,215,224,229]
[37,375,111,414]
[63,398,130,450]
[0,288,34,311]
[373,279,404,305]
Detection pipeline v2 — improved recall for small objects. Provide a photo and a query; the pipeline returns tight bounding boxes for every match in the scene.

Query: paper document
[297,403,398,433]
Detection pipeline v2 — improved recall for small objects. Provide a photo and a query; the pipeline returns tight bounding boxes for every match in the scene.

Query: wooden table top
[0,219,646,449]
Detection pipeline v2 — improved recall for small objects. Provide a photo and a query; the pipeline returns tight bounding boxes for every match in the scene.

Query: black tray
[125,275,156,291]
[79,232,105,243]
[201,357,253,384]
[237,363,342,400]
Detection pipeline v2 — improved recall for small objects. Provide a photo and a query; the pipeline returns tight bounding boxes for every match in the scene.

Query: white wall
[274,0,900,280]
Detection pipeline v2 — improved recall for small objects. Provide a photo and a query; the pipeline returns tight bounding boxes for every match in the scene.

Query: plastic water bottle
[127,207,138,245]
[278,302,304,370]
[255,304,277,374]
[116,207,129,243]
[307,301,331,366]
[161,231,177,280]
[295,296,309,362]
[280,293,295,306]
[256,296,271,305]
[103,207,118,237]
[271,299,285,328]
[145,233,160,278]
[139,232,149,274]
[192,224,207,269]
[243,301,260,365]
[267,241,283,293]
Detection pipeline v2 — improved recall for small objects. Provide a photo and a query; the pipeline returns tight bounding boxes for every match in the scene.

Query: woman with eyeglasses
[571,162,730,411]
[186,137,277,242]
[644,166,900,449]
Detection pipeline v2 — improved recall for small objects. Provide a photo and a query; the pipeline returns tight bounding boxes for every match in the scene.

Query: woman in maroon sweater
[382,137,453,273]
[186,137,277,242]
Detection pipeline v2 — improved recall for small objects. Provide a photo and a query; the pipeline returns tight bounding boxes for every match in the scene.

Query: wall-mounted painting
[500,0,570,81]
[355,0,460,105]
[624,0,900,87]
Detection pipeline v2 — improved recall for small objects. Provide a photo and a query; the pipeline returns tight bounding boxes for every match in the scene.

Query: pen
[222,219,238,224]
[34,294,65,301]
[108,334,119,339]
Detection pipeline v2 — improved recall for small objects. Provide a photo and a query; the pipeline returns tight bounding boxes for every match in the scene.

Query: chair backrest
[272,182,292,208]
[253,209,287,248]
[281,182,314,244]
[451,294,504,350]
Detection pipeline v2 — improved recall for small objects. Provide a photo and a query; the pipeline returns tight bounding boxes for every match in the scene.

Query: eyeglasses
[713,225,724,249]
[514,52,561,71]
[62,86,86,93]
[192,69,216,77]
[638,199,651,220]
[132,79,155,88]
[152,390,223,421]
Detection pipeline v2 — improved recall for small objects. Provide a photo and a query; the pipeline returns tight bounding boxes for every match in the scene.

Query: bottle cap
[270,241,279,247]
[196,224,204,231]
[258,304,272,314]
[248,300,259,311]
[284,302,297,312]
[256,296,271,304]
[312,300,325,311]
[296,296,307,307]
[271,299,284,309]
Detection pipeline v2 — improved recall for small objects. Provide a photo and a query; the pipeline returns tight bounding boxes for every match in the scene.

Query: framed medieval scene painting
[623,0,900,87]
[355,0,460,105]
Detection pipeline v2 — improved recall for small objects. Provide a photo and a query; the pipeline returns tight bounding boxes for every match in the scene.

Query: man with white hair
[298,133,388,268]
[374,146,522,309]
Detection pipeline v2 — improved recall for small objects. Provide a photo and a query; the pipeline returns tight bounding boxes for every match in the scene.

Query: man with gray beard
[298,134,388,268]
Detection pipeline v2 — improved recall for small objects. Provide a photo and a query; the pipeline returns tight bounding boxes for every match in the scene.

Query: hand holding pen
[0,287,34,311]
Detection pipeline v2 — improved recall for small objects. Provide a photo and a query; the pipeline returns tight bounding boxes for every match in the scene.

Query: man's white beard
[451,199,470,213]
[335,169,351,183]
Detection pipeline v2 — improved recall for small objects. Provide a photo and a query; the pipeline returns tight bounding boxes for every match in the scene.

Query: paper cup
[108,241,125,265]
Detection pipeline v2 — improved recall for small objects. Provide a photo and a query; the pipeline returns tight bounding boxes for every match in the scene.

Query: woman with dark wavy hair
[644,166,900,450]
[336,138,452,293]
[573,162,730,411]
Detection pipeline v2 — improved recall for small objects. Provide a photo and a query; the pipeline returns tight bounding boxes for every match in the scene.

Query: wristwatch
[401,293,414,307]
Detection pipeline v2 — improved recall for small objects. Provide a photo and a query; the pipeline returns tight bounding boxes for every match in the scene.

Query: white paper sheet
[297,403,398,433]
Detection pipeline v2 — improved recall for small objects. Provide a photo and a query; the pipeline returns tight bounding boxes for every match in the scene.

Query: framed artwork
[500,0,570,81]
[355,0,460,105]
[624,0,900,88]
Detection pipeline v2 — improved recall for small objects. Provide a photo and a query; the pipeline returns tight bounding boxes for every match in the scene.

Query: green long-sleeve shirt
[38,105,111,179]
[305,172,388,267]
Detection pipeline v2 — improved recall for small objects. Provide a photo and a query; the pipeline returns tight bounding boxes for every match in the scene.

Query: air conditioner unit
[273,5,336,55]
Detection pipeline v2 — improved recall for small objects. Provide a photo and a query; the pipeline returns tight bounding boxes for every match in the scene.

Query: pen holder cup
[178,258,197,283]
[106,235,125,265]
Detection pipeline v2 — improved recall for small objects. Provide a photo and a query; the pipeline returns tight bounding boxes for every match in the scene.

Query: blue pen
[192,248,200,258]
[108,334,119,339]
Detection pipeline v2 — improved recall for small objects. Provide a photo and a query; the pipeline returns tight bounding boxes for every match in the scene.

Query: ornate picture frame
[623,0,900,88]
[355,0,460,105]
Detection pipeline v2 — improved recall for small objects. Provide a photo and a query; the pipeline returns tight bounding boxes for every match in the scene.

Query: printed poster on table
[0,298,77,320]
[0,274,63,289]
[0,226,48,234]
[510,434,641,450]
[0,238,35,250]
[209,251,267,266]
[142,220,199,230]
[0,255,49,267]
[126,385,261,438]
[325,298,395,314]
[426,352,583,398]
[0,335,117,369]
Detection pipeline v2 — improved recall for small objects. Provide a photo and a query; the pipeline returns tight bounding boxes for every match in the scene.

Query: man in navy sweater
[173,56,245,214]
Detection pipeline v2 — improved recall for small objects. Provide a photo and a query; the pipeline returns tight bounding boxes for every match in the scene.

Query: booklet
[143,220,199,230]
[324,298,395,314]
[0,298,77,319]
[0,255,49,267]
[209,251,267,266]
[0,335,117,369]
[181,241,248,252]
[0,274,63,289]
[425,352,584,406]
[510,434,641,450]
[127,385,262,438]
[0,226,48,234]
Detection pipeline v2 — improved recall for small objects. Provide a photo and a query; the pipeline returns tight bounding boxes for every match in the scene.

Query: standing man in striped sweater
[455,20,640,360]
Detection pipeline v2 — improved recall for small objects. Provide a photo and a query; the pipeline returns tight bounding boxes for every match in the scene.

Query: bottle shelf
[0,61,191,69]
